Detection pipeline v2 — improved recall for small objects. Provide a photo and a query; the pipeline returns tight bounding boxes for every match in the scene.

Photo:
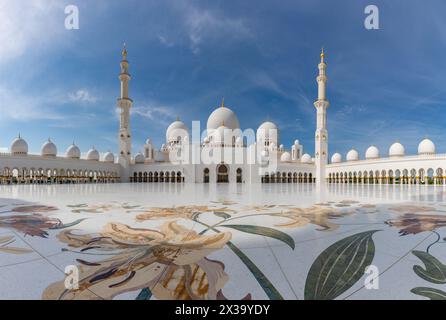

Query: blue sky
[1,0,446,158]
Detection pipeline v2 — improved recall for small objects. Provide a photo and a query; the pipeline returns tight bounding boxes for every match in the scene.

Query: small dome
[346,149,359,161]
[86,147,99,161]
[134,153,145,164]
[301,153,312,163]
[166,120,189,143]
[235,136,243,145]
[207,102,240,131]
[41,139,57,157]
[103,152,114,163]
[280,151,291,162]
[365,145,380,159]
[203,136,210,144]
[331,152,342,163]
[10,135,28,155]
[389,142,405,157]
[145,138,152,145]
[256,121,279,143]
[418,138,435,155]
[294,140,299,145]
[65,143,80,159]
[279,144,284,149]
[258,121,277,131]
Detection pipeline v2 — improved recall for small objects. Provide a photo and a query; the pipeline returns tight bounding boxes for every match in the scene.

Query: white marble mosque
[2,48,446,301]
[1,47,445,186]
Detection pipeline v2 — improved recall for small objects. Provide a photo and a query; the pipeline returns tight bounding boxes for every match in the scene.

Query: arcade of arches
[0,167,119,184]
[328,168,446,185]
[130,171,184,183]
[261,172,314,183]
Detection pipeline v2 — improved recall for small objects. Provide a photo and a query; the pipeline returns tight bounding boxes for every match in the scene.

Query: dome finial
[18,133,21,139]
[220,98,225,108]
[320,47,325,63]
[176,115,180,121]
[122,42,127,60]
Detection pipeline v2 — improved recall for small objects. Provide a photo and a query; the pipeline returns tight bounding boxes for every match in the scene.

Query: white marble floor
[0,183,445,300]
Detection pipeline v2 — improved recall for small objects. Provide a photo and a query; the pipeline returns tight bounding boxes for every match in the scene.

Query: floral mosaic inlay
[1,189,446,300]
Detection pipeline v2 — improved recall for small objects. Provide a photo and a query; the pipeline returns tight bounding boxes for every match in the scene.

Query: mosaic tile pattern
[0,184,446,300]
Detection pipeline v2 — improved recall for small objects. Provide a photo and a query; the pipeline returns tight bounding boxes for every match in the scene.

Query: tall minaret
[314,48,329,184]
[117,43,132,174]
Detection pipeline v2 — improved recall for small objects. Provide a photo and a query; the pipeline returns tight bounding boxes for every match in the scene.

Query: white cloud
[68,89,98,103]
[0,85,64,121]
[182,6,251,54]
[158,35,175,47]
[132,104,177,125]
[0,0,65,65]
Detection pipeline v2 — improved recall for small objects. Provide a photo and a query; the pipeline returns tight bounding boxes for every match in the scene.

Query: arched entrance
[203,168,210,183]
[236,168,242,183]
[217,164,229,183]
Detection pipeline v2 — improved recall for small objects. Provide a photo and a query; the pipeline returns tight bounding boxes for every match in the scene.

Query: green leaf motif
[51,218,87,230]
[411,287,446,300]
[220,224,295,250]
[304,230,379,300]
[214,211,231,220]
[122,205,140,209]
[72,209,102,214]
[136,287,153,300]
[412,250,446,284]
[67,204,88,208]
[225,241,283,300]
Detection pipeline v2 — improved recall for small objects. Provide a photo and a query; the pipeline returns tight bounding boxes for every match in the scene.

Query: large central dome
[207,100,240,131]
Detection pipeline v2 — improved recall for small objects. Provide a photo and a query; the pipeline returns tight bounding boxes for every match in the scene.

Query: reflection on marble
[0,183,445,300]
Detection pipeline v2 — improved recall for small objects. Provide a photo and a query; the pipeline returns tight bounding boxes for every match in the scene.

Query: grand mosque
[1,47,445,185]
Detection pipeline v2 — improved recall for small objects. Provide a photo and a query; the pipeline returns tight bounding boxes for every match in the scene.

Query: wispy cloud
[182,6,252,54]
[0,0,64,65]
[157,35,175,48]
[68,89,99,104]
[132,104,177,126]
[0,85,64,122]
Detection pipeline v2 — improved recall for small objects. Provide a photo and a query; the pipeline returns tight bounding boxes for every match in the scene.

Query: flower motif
[388,205,437,214]
[136,205,235,221]
[0,235,32,254]
[0,214,62,237]
[273,206,348,231]
[386,214,446,235]
[43,221,231,300]
[11,205,58,213]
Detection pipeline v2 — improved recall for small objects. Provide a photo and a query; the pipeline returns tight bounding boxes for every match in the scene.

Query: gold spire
[320,47,325,63]
[122,42,127,60]
[220,98,225,108]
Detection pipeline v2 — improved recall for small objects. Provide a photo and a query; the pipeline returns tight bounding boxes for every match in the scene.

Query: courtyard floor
[0,183,445,300]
